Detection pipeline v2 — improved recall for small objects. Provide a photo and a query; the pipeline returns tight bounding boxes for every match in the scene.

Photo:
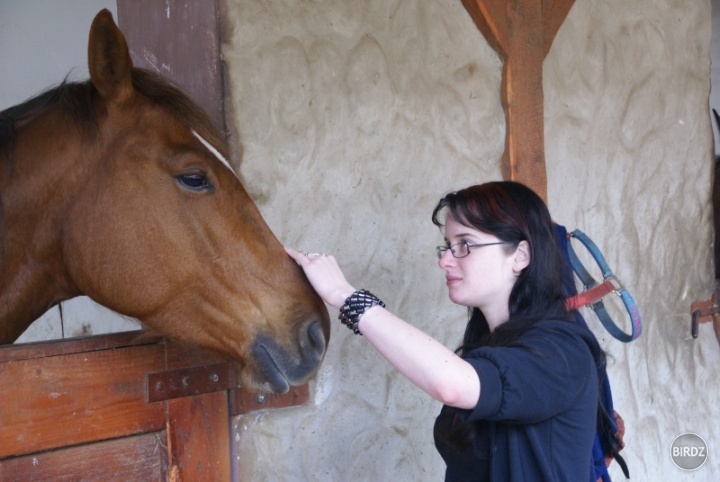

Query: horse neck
[0,109,87,343]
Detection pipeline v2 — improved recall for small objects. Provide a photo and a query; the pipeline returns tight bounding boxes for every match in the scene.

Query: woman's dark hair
[431,180,572,353]
[432,181,590,451]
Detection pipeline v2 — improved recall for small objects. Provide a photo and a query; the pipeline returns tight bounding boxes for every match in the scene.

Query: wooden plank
[0,330,158,363]
[163,340,232,481]
[167,392,231,481]
[116,0,226,131]
[502,0,546,199]
[0,431,167,482]
[0,344,166,458]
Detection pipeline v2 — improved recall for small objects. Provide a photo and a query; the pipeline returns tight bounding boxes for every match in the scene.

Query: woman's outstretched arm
[285,246,479,409]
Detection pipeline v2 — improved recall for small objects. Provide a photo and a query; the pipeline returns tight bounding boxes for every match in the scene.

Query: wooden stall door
[0,333,308,481]
[0,333,225,481]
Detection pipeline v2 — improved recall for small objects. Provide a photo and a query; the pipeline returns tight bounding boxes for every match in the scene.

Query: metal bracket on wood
[690,294,720,344]
[229,384,310,415]
[146,363,240,403]
[145,361,312,415]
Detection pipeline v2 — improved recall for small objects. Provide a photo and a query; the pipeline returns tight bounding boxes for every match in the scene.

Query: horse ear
[88,9,134,106]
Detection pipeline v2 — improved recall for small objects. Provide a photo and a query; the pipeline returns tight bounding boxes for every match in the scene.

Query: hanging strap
[565,230,642,343]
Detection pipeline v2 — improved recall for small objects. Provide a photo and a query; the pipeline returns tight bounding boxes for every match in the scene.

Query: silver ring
[307,252,322,258]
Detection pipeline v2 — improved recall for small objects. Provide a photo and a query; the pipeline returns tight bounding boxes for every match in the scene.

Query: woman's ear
[513,240,531,273]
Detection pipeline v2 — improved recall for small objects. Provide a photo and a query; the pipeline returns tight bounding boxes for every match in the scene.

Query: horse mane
[0,68,226,163]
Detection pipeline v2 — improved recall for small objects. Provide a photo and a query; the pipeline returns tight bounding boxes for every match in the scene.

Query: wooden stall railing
[0,332,309,481]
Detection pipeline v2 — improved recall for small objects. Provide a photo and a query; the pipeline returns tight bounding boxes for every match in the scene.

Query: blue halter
[566,230,642,343]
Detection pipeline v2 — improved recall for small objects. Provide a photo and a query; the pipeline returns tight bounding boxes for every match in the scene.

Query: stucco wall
[223,0,719,480]
[545,1,719,479]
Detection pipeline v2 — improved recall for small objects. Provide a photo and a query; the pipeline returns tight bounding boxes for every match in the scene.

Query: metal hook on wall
[690,294,720,344]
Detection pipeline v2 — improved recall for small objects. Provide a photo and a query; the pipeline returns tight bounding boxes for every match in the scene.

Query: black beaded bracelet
[338,289,386,335]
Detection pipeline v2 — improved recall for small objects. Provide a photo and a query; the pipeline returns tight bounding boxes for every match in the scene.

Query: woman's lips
[446,276,461,286]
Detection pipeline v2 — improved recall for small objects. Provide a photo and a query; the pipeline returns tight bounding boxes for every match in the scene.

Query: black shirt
[433,320,600,482]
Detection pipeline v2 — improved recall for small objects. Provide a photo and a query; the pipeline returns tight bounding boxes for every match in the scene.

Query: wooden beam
[116,0,226,132]
[461,0,576,202]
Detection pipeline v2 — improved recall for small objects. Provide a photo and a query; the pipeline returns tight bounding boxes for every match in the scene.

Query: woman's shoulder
[529,317,598,340]
[525,318,603,359]
[470,318,601,357]
[463,317,603,365]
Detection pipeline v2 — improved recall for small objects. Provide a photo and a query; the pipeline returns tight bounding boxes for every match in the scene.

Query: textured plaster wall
[223,0,719,481]
[546,0,719,479]
[223,2,501,480]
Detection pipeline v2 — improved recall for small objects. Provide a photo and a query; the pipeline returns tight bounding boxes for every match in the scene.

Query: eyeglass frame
[436,240,509,259]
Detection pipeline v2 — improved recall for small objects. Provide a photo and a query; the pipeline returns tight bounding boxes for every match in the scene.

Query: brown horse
[0,10,329,393]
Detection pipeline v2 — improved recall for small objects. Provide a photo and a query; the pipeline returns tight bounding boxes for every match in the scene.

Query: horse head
[0,9,330,394]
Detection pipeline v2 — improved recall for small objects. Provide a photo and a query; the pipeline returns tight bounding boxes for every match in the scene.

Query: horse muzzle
[249,319,328,393]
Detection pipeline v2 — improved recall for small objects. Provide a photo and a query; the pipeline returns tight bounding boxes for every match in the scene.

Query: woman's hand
[284,246,356,308]
[287,247,481,409]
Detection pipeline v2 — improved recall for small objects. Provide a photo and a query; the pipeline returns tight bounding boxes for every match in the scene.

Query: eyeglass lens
[436,241,506,259]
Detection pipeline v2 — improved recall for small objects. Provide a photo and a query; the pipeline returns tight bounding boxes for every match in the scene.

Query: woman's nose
[438,250,454,269]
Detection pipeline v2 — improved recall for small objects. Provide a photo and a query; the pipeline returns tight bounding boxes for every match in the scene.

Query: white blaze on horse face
[191,129,238,179]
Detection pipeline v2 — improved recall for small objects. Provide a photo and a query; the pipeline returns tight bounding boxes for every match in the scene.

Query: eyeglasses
[436,240,508,259]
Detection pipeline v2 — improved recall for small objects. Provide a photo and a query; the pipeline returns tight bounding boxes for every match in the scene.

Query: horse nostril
[304,320,327,355]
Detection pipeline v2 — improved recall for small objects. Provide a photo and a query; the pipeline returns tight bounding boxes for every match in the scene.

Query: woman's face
[437,215,527,328]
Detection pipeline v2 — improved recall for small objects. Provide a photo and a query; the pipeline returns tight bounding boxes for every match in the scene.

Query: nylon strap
[565,230,642,343]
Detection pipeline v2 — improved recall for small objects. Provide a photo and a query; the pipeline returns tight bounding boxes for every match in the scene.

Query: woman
[286,181,603,481]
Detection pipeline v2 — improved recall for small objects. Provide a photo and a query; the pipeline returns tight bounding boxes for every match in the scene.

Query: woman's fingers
[284,246,354,307]
[284,245,307,265]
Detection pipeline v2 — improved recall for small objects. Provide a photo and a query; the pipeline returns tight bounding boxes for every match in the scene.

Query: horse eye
[176,173,213,191]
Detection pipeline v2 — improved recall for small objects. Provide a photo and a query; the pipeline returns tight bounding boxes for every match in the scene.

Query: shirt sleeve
[459,323,596,424]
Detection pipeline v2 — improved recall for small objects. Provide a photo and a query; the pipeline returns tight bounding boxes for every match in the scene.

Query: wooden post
[116,0,226,132]
[461,0,575,202]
